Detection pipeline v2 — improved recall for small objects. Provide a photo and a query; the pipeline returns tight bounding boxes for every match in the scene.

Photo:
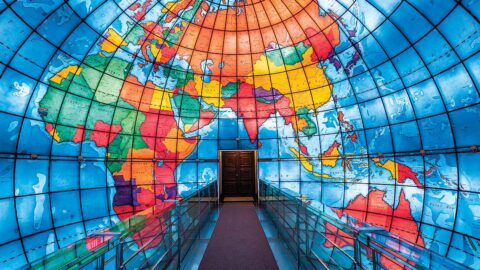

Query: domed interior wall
[0,0,479,268]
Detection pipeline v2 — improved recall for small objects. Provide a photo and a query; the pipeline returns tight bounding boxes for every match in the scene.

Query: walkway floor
[198,202,278,270]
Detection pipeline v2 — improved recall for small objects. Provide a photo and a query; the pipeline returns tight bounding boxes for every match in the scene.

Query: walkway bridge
[24,180,466,270]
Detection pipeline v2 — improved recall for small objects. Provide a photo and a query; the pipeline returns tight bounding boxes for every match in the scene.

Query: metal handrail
[259,179,468,270]
[26,181,218,270]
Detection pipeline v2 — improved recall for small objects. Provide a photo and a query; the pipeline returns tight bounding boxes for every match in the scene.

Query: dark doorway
[221,151,256,200]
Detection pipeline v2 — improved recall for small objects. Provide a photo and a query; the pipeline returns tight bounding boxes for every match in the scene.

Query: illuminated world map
[0,0,479,268]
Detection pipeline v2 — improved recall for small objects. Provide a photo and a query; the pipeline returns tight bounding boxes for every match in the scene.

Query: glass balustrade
[25,181,218,270]
[259,180,467,270]
[21,179,467,270]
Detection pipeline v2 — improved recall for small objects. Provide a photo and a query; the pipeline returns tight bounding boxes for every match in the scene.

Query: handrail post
[115,240,124,269]
[295,200,301,269]
[354,234,362,270]
[177,200,182,269]
[372,249,380,270]
[97,252,105,270]
[304,205,309,262]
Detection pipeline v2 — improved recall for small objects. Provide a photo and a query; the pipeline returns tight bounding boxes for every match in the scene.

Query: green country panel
[182,0,202,22]
[83,53,110,71]
[69,71,94,99]
[80,65,102,94]
[95,74,124,104]
[54,124,78,142]
[57,93,89,127]
[85,101,116,130]
[173,90,200,125]
[106,111,148,173]
[106,133,132,172]
[221,81,240,99]
[256,97,276,104]
[38,87,66,123]
[266,42,310,66]
[124,23,145,44]
[112,107,137,134]
[297,107,317,137]
[105,57,131,79]
[162,28,183,47]
[92,56,131,104]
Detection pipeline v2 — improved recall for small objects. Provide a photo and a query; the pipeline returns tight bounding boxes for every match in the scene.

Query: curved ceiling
[0,0,479,268]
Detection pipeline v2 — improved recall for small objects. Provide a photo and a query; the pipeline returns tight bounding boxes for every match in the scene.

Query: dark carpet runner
[199,202,278,270]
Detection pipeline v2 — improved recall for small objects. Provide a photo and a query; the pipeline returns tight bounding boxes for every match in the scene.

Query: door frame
[218,150,258,202]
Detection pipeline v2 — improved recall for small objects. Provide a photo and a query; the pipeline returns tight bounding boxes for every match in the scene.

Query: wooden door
[221,151,256,197]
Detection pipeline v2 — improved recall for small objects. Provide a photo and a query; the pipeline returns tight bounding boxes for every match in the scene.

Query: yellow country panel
[162,1,178,13]
[290,147,313,171]
[287,68,309,93]
[295,117,309,132]
[372,158,399,180]
[310,86,332,108]
[164,128,198,160]
[292,91,314,109]
[152,44,162,60]
[290,147,334,179]
[305,65,330,89]
[269,72,289,94]
[50,66,82,84]
[100,28,127,53]
[163,133,178,155]
[195,76,223,107]
[176,135,198,160]
[151,87,173,111]
[246,75,272,92]
[48,127,61,142]
[321,149,340,167]
[250,54,280,75]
